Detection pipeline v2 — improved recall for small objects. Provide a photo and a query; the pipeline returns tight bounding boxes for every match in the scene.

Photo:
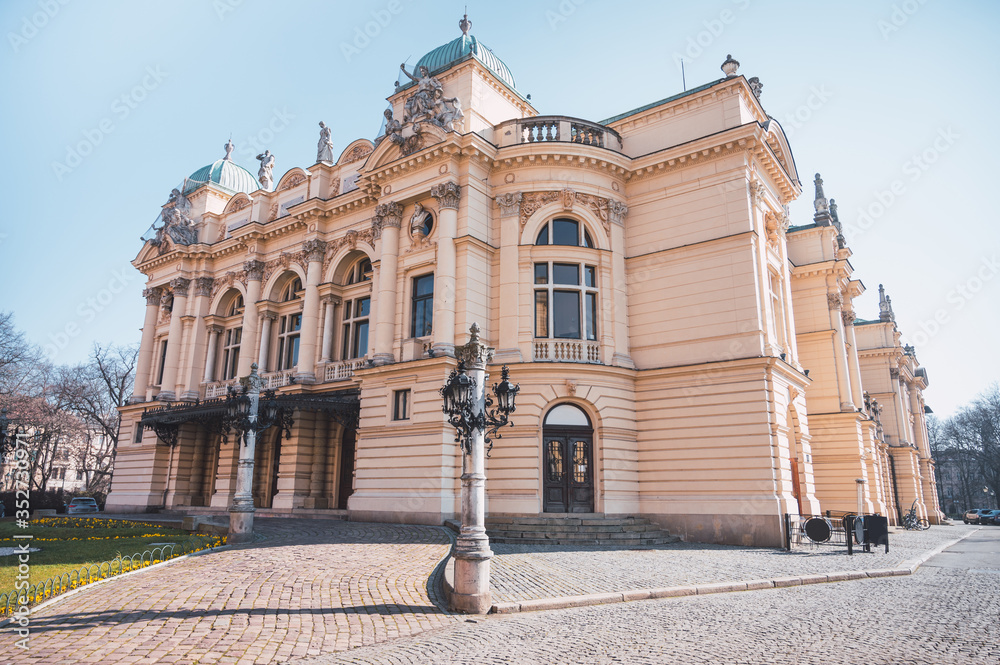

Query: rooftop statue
[256,150,275,190]
[223,138,234,161]
[375,108,404,147]
[150,188,197,252]
[317,122,334,163]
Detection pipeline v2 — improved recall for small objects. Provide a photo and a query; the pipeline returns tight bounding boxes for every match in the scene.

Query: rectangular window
[585,292,597,340]
[553,291,581,338]
[156,340,168,385]
[534,263,548,284]
[534,291,549,337]
[134,425,143,444]
[352,320,369,359]
[411,275,434,337]
[585,265,597,288]
[553,263,579,285]
[222,327,242,380]
[393,389,411,420]
[277,314,302,370]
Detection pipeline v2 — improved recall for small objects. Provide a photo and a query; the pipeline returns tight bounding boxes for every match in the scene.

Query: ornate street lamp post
[440,323,519,613]
[224,364,282,543]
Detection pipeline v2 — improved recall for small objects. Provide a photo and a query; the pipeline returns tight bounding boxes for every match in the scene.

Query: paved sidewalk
[489,524,977,607]
[0,518,977,664]
[0,519,460,664]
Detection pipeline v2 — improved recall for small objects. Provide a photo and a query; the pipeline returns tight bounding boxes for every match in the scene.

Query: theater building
[108,16,940,544]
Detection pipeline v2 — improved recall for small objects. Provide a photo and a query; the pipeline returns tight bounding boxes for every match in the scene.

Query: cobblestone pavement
[489,525,977,602]
[0,519,460,664]
[295,528,1000,665]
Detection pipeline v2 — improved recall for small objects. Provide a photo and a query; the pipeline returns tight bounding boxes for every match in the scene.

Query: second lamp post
[440,323,519,613]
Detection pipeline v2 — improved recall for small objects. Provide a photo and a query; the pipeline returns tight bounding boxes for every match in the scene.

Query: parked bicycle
[902,502,930,530]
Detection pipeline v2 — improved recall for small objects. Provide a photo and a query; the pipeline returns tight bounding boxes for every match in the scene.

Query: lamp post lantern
[440,323,519,613]
[224,363,283,543]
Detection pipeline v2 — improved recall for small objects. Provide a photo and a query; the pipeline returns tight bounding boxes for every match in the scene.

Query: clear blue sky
[1,0,997,417]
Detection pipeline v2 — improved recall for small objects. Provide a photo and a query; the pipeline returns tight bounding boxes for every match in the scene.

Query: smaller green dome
[185,142,258,195]
[414,16,516,91]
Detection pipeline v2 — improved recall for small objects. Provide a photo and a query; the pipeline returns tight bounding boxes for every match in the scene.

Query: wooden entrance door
[543,431,594,513]
[337,428,356,510]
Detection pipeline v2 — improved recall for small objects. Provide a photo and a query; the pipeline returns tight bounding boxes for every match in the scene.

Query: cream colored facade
[108,25,939,545]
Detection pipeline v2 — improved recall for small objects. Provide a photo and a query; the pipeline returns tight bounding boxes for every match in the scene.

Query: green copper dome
[185,142,258,195]
[414,16,516,91]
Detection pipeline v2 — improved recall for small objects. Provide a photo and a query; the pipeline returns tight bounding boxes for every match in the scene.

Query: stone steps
[470,514,680,547]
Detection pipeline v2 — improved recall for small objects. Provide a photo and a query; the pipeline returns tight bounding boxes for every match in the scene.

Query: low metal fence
[0,543,181,615]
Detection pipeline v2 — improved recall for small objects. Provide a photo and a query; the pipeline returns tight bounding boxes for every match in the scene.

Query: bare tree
[932,383,1000,512]
[53,343,138,493]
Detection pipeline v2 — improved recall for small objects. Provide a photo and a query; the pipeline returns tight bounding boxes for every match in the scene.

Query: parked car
[980,509,1000,525]
[964,508,986,524]
[66,497,100,515]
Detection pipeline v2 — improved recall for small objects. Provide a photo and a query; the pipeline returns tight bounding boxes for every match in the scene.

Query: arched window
[220,291,244,380]
[280,277,303,302]
[345,258,372,285]
[535,218,594,248]
[226,294,244,317]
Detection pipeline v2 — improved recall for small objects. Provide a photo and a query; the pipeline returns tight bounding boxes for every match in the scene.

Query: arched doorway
[542,404,595,513]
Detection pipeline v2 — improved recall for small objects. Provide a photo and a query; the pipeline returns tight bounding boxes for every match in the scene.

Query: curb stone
[488,528,983,615]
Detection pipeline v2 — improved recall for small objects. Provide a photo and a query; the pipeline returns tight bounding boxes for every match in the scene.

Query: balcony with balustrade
[494,116,623,151]
[532,340,601,364]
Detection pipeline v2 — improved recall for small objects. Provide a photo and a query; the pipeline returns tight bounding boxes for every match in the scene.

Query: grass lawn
[0,517,224,608]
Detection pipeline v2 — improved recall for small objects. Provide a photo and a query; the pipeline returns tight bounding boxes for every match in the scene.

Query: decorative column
[157,277,190,401]
[132,287,162,403]
[828,292,854,411]
[372,202,403,365]
[182,277,214,400]
[203,325,224,383]
[493,193,522,363]
[229,365,263,544]
[431,182,460,357]
[256,311,277,372]
[319,296,339,363]
[295,239,327,383]
[607,199,634,368]
[452,323,494,614]
[236,260,265,377]
[843,309,865,408]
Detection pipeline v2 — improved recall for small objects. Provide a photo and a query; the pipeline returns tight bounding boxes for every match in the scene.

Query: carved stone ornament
[143,287,162,306]
[262,251,306,284]
[748,76,763,99]
[267,203,279,222]
[279,173,306,191]
[519,191,560,227]
[343,229,359,249]
[607,199,628,226]
[375,201,404,228]
[431,182,461,210]
[889,367,900,379]
[303,239,327,263]
[561,188,576,210]
[842,309,856,327]
[169,277,191,298]
[228,196,250,213]
[194,277,214,297]
[343,144,373,164]
[827,292,843,310]
[244,259,265,282]
[495,192,522,218]
[210,271,243,298]
[519,189,623,235]
[330,178,341,198]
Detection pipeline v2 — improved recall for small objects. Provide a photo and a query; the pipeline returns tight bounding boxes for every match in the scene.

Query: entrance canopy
[139,388,360,447]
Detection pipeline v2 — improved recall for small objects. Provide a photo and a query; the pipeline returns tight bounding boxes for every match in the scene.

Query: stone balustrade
[495,116,623,151]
